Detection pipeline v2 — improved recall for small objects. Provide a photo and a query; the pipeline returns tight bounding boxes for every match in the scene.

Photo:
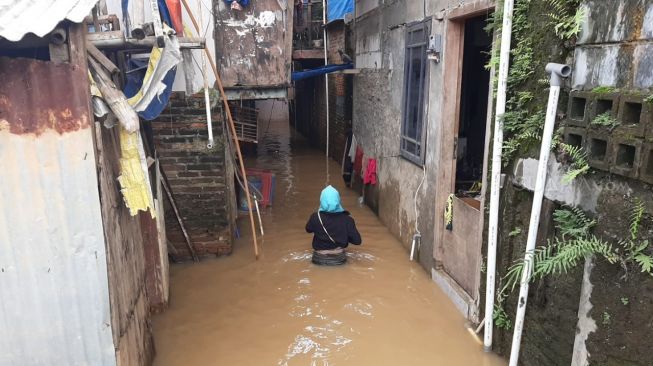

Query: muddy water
[153,101,506,366]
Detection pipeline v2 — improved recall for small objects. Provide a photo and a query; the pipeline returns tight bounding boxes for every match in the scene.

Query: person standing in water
[306,185,362,265]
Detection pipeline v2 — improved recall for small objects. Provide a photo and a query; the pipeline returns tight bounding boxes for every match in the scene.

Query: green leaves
[634,254,653,274]
[630,199,645,240]
[554,206,596,239]
[591,112,620,129]
[559,143,590,183]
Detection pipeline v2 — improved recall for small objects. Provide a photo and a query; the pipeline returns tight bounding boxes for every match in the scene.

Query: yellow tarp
[117,126,155,218]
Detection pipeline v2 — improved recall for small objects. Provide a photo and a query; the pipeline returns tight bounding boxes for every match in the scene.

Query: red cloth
[353,147,364,176]
[165,0,184,34]
[363,159,377,185]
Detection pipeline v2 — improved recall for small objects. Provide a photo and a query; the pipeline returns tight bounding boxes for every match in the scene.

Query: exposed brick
[152,95,233,259]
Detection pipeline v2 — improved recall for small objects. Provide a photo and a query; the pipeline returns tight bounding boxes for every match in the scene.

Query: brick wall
[151,95,235,260]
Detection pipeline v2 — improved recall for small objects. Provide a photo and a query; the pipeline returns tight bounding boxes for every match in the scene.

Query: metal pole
[483,0,516,352]
[322,0,330,159]
[508,63,571,366]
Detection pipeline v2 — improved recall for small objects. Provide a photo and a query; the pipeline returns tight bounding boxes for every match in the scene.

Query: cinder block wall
[151,95,235,260]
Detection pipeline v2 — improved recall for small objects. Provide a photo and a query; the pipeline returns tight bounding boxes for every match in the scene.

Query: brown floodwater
[152,101,506,366]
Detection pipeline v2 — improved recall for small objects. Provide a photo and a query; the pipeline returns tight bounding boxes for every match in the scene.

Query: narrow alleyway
[152,102,505,366]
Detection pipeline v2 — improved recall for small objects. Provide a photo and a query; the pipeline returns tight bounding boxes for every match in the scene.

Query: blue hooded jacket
[319,185,345,213]
[307,185,361,250]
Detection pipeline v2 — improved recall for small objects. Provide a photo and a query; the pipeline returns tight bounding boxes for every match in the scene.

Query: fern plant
[544,0,585,40]
[501,203,653,297]
[559,143,590,183]
[591,112,619,129]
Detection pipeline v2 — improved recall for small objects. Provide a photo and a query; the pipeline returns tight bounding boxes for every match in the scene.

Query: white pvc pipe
[508,63,570,366]
[199,1,214,149]
[254,198,264,236]
[484,0,515,352]
[322,0,330,159]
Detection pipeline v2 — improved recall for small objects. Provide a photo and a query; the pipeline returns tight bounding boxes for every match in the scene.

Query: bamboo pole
[180,0,260,259]
[161,168,199,262]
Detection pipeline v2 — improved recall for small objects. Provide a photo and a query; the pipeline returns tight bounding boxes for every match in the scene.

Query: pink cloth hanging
[363,158,377,185]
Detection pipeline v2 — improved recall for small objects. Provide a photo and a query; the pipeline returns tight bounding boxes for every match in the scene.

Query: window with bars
[400,20,430,165]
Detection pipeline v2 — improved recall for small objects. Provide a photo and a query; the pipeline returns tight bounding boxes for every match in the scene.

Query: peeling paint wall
[214,0,293,88]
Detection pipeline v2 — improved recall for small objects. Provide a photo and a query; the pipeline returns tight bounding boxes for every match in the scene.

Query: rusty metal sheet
[214,0,293,88]
[0,57,90,135]
[0,57,116,365]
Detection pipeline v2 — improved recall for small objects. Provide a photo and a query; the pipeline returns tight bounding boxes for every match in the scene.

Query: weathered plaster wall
[351,0,477,278]
[352,0,440,275]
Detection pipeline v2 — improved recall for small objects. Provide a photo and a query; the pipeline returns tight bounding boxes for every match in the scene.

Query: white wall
[105,0,216,94]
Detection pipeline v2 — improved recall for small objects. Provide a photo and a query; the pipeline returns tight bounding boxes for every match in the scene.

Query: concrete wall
[151,95,236,260]
[492,1,653,365]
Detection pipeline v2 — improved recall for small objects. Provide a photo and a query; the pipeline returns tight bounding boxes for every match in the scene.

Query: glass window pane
[401,22,428,164]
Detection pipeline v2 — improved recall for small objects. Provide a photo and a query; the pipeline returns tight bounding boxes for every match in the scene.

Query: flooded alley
[152,103,505,366]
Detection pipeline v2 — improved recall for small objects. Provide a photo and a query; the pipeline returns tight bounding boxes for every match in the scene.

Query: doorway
[434,4,493,320]
[455,15,492,197]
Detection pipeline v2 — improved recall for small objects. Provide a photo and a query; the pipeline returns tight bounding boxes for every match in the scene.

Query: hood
[319,185,345,213]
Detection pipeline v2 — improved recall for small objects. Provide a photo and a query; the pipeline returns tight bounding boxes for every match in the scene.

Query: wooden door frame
[433,0,495,299]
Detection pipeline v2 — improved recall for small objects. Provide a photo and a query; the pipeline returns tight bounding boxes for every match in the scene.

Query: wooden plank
[292,49,325,60]
[86,41,119,75]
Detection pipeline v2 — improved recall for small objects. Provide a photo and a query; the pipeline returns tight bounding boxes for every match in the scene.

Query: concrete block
[563,126,587,148]
[567,91,592,127]
[615,94,648,137]
[585,130,612,171]
[589,92,620,123]
[639,143,653,185]
[610,137,642,179]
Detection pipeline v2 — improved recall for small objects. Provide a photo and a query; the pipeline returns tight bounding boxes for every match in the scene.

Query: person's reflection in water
[305,185,362,265]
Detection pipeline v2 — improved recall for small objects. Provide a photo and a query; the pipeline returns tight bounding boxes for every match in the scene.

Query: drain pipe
[483,0,516,352]
[508,63,571,366]
[322,0,330,159]
[199,2,214,149]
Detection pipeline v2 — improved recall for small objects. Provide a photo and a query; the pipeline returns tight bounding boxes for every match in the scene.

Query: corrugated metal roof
[0,57,116,365]
[0,0,98,42]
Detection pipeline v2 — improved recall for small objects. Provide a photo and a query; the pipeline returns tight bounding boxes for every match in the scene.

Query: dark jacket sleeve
[347,217,362,245]
[306,213,316,233]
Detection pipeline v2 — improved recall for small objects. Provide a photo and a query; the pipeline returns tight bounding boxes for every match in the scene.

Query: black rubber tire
[312,251,347,266]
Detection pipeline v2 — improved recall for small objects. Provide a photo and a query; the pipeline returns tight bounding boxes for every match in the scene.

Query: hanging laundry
[348,134,358,161]
[165,0,184,34]
[363,158,377,185]
[353,147,364,177]
[342,131,353,187]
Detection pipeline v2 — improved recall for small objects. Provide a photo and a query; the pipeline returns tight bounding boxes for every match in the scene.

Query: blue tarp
[292,63,353,81]
[327,0,354,23]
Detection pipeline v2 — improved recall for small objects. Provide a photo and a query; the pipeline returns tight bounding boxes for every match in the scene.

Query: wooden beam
[87,56,140,132]
[292,49,325,60]
[87,31,205,50]
[86,41,119,75]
